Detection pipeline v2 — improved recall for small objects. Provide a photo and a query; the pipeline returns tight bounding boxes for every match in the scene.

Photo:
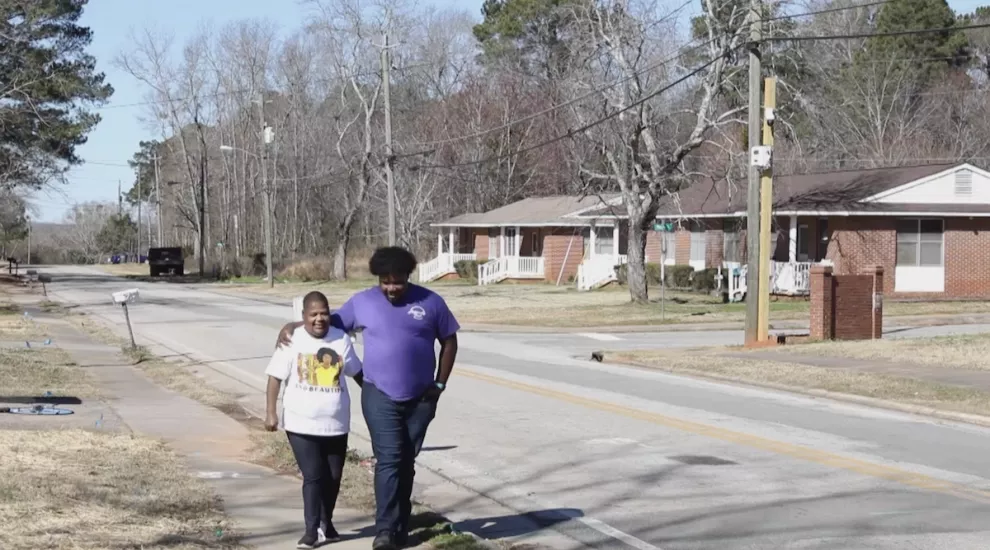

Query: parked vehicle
[147,247,184,277]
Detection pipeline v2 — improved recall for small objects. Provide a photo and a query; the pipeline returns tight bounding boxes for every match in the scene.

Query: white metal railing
[771,261,813,295]
[477,256,545,285]
[418,252,477,282]
[577,255,628,291]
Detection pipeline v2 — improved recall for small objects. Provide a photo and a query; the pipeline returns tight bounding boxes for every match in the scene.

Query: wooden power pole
[382,32,396,246]
[757,76,777,342]
[744,0,763,345]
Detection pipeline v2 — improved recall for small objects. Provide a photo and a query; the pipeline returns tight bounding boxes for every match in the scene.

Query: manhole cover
[669,455,736,466]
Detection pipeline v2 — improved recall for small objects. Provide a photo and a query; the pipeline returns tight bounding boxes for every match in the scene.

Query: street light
[220,143,274,288]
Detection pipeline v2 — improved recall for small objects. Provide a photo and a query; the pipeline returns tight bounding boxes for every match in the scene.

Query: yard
[219,278,990,328]
[609,331,990,420]
[0,286,239,550]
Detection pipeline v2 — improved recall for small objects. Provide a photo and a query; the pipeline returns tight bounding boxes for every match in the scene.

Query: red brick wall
[825,217,897,295]
[944,218,990,298]
[823,216,990,298]
[706,222,724,268]
[810,265,884,341]
[471,229,488,259]
[645,231,662,263]
[542,228,585,283]
[675,228,691,265]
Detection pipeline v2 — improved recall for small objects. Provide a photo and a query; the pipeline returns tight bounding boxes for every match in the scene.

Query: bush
[616,263,663,286]
[665,265,694,289]
[691,267,721,293]
[453,260,479,281]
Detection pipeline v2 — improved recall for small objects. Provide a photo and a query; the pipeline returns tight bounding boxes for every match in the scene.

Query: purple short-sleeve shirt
[331,284,459,401]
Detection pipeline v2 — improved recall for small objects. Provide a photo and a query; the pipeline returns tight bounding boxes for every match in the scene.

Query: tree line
[3,0,988,301]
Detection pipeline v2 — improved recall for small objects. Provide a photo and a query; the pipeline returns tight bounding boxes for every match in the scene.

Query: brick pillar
[867,266,884,339]
[809,265,834,340]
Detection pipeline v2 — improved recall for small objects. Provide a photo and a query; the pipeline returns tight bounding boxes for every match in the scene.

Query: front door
[504,227,518,256]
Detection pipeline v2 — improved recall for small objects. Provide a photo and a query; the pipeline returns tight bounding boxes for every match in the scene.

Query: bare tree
[569,0,748,303]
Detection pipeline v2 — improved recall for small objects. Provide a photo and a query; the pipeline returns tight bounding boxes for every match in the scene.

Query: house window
[689,222,706,265]
[594,226,614,256]
[897,219,943,267]
[504,227,518,256]
[723,220,741,263]
[662,230,676,262]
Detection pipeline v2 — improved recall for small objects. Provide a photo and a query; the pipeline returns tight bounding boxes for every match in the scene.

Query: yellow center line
[459,368,990,505]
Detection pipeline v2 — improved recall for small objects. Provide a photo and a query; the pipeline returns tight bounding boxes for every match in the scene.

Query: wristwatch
[434,382,446,392]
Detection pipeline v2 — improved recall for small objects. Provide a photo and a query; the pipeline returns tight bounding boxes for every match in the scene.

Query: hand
[423,385,444,402]
[264,411,279,432]
[276,323,296,349]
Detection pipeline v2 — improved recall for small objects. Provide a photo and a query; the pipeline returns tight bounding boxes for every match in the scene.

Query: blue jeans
[361,382,437,536]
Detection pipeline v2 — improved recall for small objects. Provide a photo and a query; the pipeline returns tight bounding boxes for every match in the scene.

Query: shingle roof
[432,195,619,227]
[654,163,959,216]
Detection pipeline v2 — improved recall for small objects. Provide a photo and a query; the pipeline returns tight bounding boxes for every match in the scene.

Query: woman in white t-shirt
[264,291,363,549]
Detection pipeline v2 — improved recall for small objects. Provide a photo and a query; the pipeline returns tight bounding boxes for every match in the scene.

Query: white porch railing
[770,261,813,295]
[721,260,825,301]
[478,256,546,285]
[418,253,477,283]
[577,254,628,291]
[720,262,747,302]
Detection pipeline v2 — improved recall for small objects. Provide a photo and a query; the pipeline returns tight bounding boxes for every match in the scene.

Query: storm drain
[668,455,737,466]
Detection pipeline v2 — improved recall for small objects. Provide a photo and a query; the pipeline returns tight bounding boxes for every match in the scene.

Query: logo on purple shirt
[331,284,459,401]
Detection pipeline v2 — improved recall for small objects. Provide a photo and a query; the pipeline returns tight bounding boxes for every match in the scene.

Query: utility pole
[137,165,142,260]
[744,0,763,346]
[757,77,776,342]
[26,216,30,266]
[154,154,163,246]
[382,32,396,246]
[259,92,274,288]
[117,180,122,216]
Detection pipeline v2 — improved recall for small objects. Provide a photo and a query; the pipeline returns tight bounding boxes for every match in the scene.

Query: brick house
[423,163,990,298]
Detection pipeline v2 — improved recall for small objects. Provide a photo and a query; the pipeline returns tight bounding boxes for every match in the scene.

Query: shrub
[691,267,721,293]
[453,260,479,281]
[665,265,694,289]
[616,263,663,286]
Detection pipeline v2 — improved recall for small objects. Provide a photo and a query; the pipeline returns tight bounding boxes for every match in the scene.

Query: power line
[767,21,990,43]
[764,0,890,22]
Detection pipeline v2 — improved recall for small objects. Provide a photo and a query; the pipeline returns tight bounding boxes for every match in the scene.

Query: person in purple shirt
[277,246,459,550]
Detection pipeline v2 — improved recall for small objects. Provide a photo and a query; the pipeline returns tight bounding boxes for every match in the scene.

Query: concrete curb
[609,358,990,430]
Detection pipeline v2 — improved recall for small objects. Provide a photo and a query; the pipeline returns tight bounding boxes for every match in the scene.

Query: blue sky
[31,0,484,222]
[30,0,987,222]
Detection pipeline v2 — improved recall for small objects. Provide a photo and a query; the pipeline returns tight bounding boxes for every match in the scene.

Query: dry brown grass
[221,276,990,328]
[609,349,990,417]
[0,430,240,550]
[91,262,156,276]
[0,347,99,398]
[780,332,990,370]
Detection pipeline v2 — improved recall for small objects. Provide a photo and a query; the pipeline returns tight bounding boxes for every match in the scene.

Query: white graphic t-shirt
[265,326,363,436]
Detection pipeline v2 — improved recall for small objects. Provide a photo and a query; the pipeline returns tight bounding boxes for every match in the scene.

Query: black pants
[361,382,437,537]
[286,431,349,536]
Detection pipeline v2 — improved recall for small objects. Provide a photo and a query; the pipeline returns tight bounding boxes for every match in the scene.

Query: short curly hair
[368,246,418,277]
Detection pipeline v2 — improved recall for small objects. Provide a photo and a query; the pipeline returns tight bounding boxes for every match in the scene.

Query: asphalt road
[41,266,990,550]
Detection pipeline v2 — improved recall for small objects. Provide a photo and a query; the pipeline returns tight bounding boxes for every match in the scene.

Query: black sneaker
[394,531,409,547]
[372,531,396,550]
[319,524,340,543]
[296,531,319,549]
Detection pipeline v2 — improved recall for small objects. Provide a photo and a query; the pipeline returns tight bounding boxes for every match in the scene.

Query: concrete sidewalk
[31,308,377,549]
